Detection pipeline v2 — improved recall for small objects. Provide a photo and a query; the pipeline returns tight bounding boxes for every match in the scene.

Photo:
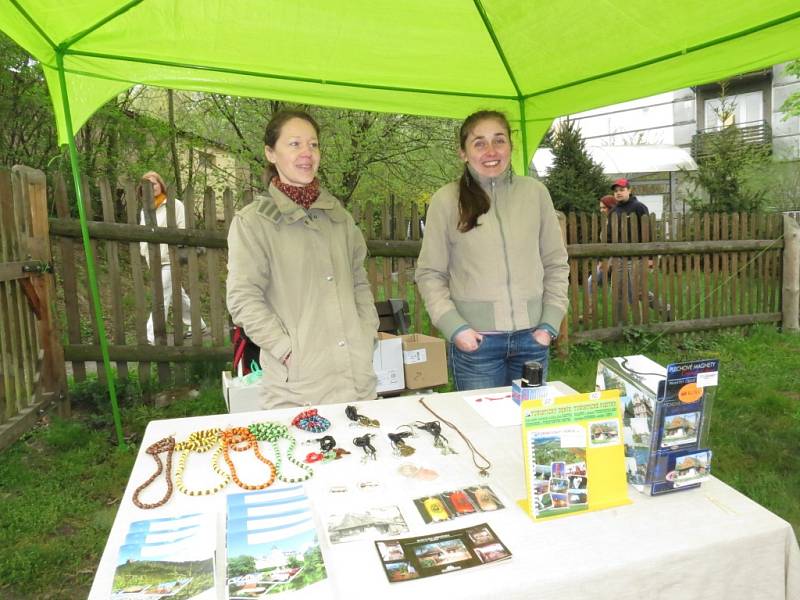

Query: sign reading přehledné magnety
[520,389,630,521]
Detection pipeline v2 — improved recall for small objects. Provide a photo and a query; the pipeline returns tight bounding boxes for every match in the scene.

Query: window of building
[704,91,763,130]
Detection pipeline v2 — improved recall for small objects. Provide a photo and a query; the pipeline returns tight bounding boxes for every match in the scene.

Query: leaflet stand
[596,356,719,495]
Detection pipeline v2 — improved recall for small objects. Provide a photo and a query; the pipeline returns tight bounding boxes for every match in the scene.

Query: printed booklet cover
[226,485,328,599]
[521,389,630,520]
[375,523,511,582]
[110,512,216,600]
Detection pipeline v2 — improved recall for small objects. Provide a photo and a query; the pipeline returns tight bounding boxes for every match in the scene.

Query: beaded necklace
[174,428,231,496]
[221,427,277,490]
[249,422,313,483]
[132,436,176,509]
[291,409,330,433]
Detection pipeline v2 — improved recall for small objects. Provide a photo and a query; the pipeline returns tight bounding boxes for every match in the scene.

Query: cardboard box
[399,333,448,389]
[221,370,264,413]
[511,379,551,405]
[372,333,405,394]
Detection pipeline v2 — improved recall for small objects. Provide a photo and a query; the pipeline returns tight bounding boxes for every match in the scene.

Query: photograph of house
[662,412,700,446]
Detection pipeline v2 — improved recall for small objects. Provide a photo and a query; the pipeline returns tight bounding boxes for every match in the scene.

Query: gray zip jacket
[227,183,379,409]
[415,169,569,341]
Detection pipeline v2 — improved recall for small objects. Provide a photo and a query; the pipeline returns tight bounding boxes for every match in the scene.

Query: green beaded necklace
[249,422,314,483]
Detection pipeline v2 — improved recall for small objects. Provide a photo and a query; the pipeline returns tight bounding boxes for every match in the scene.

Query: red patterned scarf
[272,176,321,210]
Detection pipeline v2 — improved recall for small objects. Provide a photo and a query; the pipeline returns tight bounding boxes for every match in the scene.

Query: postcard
[375,523,511,582]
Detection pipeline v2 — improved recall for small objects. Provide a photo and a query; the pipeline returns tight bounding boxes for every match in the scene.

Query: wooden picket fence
[42,169,791,388]
[0,167,67,451]
[563,211,785,343]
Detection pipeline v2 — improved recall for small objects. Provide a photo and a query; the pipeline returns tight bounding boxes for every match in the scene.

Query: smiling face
[459,117,511,179]
[264,117,321,186]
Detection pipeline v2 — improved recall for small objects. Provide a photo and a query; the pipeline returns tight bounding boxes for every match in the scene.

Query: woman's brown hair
[457,110,511,232]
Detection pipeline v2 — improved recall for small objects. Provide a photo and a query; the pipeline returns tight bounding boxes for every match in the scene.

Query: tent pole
[55,51,126,449]
[518,99,529,176]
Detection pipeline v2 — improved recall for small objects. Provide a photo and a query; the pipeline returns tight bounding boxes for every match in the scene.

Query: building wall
[772,63,800,159]
[568,62,800,159]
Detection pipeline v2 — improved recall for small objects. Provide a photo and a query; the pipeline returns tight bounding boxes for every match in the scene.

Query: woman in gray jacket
[416,111,569,391]
[226,110,379,409]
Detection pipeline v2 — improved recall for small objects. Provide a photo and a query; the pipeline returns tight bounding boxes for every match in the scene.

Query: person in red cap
[605,178,671,320]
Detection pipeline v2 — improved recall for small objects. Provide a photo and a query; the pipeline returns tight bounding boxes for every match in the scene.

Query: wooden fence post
[782,215,800,333]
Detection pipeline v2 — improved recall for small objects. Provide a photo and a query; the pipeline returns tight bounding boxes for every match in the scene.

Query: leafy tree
[682,95,771,213]
[544,118,608,213]
[780,59,800,117]
[0,32,58,167]
[227,554,256,577]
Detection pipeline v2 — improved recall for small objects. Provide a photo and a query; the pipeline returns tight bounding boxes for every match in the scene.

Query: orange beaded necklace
[221,427,277,490]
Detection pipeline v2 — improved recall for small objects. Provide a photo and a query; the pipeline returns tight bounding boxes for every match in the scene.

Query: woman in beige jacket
[226,110,379,409]
[416,111,569,391]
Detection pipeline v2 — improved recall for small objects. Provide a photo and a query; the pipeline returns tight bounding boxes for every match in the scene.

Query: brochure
[110,512,216,600]
[375,523,511,582]
[521,389,630,520]
[226,486,328,599]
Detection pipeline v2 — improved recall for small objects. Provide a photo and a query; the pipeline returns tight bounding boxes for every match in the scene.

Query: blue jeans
[448,328,550,392]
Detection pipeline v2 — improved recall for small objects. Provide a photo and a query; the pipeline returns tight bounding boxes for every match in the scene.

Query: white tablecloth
[90,385,800,600]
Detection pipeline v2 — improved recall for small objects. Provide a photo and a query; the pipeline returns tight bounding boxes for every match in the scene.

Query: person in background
[139,170,207,344]
[415,110,569,391]
[584,194,618,319]
[599,194,617,215]
[226,109,379,409]
[605,178,670,320]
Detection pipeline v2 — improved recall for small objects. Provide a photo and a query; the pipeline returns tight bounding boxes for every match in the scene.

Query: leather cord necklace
[132,436,176,509]
[419,397,492,477]
[174,428,230,496]
[221,427,277,490]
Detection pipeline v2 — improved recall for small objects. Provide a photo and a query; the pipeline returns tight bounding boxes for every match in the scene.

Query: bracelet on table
[303,435,350,463]
[249,422,313,483]
[291,409,331,433]
[221,427,277,490]
[132,436,176,509]
[174,428,230,496]
[345,405,380,428]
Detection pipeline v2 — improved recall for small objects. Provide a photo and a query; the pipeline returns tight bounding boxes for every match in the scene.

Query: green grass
[0,325,797,599]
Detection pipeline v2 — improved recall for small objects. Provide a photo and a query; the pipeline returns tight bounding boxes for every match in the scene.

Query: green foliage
[0,32,58,168]
[227,555,256,578]
[780,59,800,117]
[682,96,771,213]
[544,118,609,213]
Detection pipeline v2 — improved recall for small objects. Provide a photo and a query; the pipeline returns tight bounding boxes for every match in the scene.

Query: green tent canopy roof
[3,0,800,167]
[2,0,798,446]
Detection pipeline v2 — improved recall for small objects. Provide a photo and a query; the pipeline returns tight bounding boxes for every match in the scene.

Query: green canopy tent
[2,0,799,446]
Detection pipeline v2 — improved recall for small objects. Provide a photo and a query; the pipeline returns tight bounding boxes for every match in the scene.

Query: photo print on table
[375,523,511,582]
[530,432,588,518]
[325,505,408,544]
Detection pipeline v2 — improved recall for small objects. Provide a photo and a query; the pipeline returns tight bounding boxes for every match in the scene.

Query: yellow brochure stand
[519,389,630,521]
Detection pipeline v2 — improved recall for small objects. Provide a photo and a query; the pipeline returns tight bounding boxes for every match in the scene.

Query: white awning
[532,145,697,177]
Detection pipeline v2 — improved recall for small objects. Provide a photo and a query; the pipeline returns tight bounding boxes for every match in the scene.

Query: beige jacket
[416,170,569,341]
[226,184,379,409]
